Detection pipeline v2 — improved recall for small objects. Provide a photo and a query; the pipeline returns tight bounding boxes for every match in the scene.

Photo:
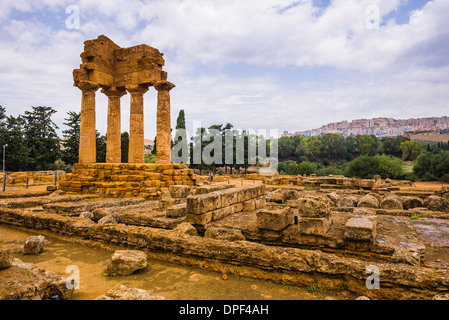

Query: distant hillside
[409,132,449,144]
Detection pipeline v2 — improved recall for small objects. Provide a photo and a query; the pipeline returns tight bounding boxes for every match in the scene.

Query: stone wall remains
[59,163,198,199]
[186,185,267,228]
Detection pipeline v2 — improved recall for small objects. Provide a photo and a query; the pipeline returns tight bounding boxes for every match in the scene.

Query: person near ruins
[209,171,214,183]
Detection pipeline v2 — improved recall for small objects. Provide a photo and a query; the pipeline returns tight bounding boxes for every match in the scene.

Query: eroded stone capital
[101,87,127,98]
[76,80,100,93]
[125,84,150,96]
[154,81,175,92]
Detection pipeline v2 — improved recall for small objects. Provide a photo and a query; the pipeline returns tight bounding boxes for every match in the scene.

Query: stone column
[126,85,149,164]
[154,81,175,164]
[77,80,99,163]
[102,87,127,163]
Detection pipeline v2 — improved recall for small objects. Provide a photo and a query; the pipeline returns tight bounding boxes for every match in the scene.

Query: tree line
[0,106,132,172]
[1,105,448,182]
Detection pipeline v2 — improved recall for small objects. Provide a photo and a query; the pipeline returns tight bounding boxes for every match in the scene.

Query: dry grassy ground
[402,181,449,191]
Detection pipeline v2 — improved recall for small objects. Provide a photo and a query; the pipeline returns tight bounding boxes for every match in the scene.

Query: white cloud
[0,0,448,140]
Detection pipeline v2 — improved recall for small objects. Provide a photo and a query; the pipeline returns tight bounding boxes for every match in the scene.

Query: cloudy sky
[0,0,448,139]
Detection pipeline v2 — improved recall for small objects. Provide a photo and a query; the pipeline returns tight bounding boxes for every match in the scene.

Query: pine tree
[61,111,80,166]
[4,115,31,171]
[121,132,129,163]
[173,109,188,164]
[23,106,60,170]
[96,131,107,163]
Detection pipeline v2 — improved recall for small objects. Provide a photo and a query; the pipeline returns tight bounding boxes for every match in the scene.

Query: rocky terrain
[1,178,449,300]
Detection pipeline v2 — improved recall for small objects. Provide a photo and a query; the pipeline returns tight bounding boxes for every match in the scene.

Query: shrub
[413,151,449,181]
[345,154,403,179]
[298,161,317,176]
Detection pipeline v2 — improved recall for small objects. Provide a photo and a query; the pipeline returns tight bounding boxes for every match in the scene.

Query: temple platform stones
[59,163,198,199]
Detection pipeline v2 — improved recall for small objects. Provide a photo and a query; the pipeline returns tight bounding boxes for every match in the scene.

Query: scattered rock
[257,205,293,231]
[357,194,379,209]
[298,197,331,218]
[169,185,192,198]
[433,294,449,300]
[424,196,448,212]
[401,196,424,210]
[95,284,164,300]
[380,196,403,210]
[0,258,74,300]
[23,235,45,255]
[338,196,358,208]
[326,192,341,206]
[204,226,245,241]
[80,211,94,220]
[356,296,370,300]
[391,249,422,266]
[345,217,376,241]
[98,215,117,225]
[0,248,13,270]
[353,208,376,216]
[106,250,148,276]
[173,222,198,236]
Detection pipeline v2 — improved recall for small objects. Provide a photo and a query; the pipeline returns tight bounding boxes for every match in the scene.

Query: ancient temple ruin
[73,35,174,164]
[60,35,197,198]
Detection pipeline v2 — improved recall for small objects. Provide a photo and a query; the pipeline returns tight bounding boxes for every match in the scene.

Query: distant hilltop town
[282,116,449,138]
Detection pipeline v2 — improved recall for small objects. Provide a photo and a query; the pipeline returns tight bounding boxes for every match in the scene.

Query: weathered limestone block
[186,212,213,225]
[204,226,245,241]
[297,216,332,236]
[186,192,222,215]
[257,205,293,231]
[433,294,449,300]
[173,222,198,236]
[242,199,256,212]
[98,215,118,225]
[424,196,448,212]
[380,195,403,210]
[401,196,424,210]
[326,192,341,206]
[96,284,164,300]
[166,203,187,218]
[266,190,286,203]
[391,248,423,266]
[357,194,379,209]
[344,217,376,241]
[337,196,358,208]
[353,208,376,216]
[169,185,191,198]
[80,211,94,220]
[0,249,13,270]
[220,189,239,207]
[210,205,237,221]
[23,235,45,255]
[191,184,235,195]
[105,250,147,276]
[297,197,331,218]
[0,258,74,300]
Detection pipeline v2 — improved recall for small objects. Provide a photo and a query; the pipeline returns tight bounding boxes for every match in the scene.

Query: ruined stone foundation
[59,163,198,199]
